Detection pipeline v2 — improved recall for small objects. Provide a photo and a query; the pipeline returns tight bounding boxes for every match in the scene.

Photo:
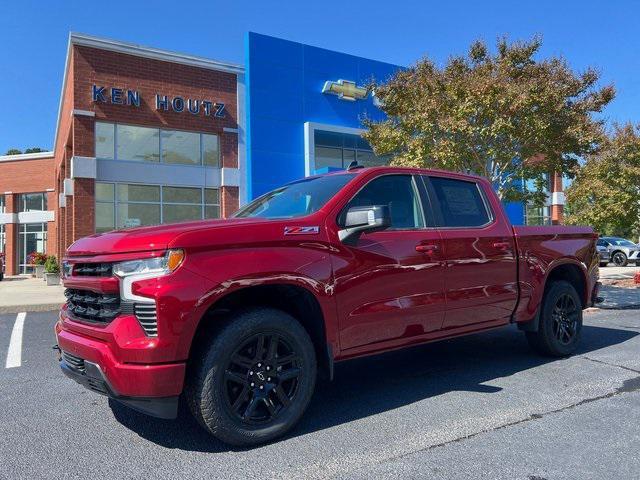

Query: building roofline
[0,151,54,163]
[70,32,244,74]
[52,32,244,155]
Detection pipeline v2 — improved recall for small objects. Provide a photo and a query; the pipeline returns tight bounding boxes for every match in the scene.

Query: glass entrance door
[18,223,47,274]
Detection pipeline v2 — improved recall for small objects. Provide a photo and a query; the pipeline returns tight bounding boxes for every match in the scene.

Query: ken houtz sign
[91,85,225,118]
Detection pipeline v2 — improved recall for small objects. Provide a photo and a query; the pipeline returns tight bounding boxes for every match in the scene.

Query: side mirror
[338,205,391,245]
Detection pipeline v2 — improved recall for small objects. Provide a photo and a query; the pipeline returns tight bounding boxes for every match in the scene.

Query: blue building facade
[245,32,526,224]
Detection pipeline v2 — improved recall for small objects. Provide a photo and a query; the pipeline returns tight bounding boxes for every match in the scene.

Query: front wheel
[526,280,583,356]
[186,307,317,446]
[612,251,628,267]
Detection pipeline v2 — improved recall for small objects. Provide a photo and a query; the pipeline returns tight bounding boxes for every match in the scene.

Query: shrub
[44,255,59,274]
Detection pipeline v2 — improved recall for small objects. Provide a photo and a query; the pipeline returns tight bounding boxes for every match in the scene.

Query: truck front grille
[73,263,113,277]
[64,288,120,323]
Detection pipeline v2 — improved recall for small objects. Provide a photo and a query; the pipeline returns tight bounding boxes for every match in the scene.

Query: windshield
[607,238,637,247]
[235,174,356,219]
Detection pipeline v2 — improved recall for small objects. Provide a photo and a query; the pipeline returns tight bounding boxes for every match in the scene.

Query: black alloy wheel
[525,280,583,357]
[612,251,628,267]
[223,332,301,424]
[186,307,316,446]
[550,293,579,346]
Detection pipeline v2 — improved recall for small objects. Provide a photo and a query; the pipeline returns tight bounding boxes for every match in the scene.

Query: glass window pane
[95,203,115,233]
[95,122,115,159]
[20,193,45,212]
[163,204,203,223]
[203,134,220,167]
[429,177,491,227]
[117,184,160,203]
[357,150,387,168]
[117,203,160,228]
[0,195,5,213]
[315,147,343,170]
[205,205,220,219]
[163,186,201,204]
[95,183,115,202]
[161,130,200,165]
[343,149,356,166]
[116,124,160,162]
[342,133,358,149]
[314,130,343,148]
[344,175,424,229]
[205,188,219,205]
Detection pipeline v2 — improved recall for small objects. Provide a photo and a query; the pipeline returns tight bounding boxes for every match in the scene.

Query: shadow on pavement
[110,323,638,452]
[598,285,640,310]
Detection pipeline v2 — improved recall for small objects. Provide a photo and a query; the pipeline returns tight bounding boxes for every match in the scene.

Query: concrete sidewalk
[0,277,65,314]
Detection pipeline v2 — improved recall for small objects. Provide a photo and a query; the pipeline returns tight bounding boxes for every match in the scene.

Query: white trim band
[71,156,97,179]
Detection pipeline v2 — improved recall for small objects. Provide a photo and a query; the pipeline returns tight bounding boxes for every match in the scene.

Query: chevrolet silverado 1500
[55,166,600,446]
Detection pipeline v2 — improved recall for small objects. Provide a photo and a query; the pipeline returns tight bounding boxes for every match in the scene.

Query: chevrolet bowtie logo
[322,79,368,101]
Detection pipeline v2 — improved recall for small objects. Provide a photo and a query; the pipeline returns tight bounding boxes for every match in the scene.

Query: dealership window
[523,176,551,226]
[0,194,5,213]
[19,193,47,212]
[95,182,221,232]
[95,122,220,167]
[314,130,387,171]
[18,223,47,274]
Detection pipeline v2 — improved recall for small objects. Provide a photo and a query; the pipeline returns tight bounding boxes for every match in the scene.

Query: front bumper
[55,318,185,417]
[57,347,179,419]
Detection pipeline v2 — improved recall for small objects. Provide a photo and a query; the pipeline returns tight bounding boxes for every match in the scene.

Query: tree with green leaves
[24,147,46,154]
[363,36,615,203]
[565,123,640,238]
[4,148,22,155]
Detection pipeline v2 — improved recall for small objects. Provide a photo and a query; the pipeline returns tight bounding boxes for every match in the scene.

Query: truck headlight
[113,249,185,278]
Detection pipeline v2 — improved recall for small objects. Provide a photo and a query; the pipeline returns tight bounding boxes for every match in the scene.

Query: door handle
[492,241,511,250]
[416,244,439,254]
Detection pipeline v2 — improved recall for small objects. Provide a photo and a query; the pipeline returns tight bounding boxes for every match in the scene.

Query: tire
[185,307,317,446]
[599,262,608,268]
[611,251,628,267]
[526,280,583,357]
[635,261,640,267]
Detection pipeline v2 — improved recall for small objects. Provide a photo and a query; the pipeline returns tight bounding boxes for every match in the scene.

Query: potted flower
[44,255,60,286]
[28,252,48,278]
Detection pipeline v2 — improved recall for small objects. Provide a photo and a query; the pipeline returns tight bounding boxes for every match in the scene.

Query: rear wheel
[526,280,583,356]
[612,251,628,267]
[186,307,317,446]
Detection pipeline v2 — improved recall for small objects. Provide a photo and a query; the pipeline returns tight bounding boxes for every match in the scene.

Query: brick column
[221,187,239,218]
[549,172,564,225]
[4,195,17,276]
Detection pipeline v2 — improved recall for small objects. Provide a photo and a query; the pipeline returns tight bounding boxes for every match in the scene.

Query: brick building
[0,32,565,276]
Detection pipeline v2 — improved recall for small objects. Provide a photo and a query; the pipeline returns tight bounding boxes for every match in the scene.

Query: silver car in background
[597,237,640,267]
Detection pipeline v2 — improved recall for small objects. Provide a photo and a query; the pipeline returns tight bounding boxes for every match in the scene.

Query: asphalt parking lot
[1,307,640,479]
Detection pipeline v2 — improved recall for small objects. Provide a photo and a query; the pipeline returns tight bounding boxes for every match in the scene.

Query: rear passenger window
[429,177,491,227]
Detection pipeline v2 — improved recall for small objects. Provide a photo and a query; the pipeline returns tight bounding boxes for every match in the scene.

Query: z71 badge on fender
[284,226,320,235]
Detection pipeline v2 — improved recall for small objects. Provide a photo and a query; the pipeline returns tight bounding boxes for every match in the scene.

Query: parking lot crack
[356,374,640,475]
[580,355,640,374]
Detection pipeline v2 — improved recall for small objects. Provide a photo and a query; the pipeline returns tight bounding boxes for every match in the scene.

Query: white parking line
[5,312,26,369]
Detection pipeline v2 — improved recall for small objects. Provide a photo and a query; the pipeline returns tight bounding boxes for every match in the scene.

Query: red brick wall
[0,157,56,193]
[73,45,238,133]
[221,186,239,218]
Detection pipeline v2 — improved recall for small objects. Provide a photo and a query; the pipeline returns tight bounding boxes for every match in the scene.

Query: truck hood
[66,218,266,256]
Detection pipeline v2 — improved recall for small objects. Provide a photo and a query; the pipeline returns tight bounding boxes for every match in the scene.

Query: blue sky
[1,0,638,154]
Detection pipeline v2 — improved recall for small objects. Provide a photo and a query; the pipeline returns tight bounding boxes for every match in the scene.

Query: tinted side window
[596,240,607,247]
[429,177,491,227]
[343,175,425,229]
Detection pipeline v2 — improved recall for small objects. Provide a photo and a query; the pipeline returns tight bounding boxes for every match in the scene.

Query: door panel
[423,175,518,329]
[334,229,445,350]
[331,174,446,351]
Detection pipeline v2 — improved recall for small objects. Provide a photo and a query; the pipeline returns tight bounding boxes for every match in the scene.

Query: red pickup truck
[55,166,600,446]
